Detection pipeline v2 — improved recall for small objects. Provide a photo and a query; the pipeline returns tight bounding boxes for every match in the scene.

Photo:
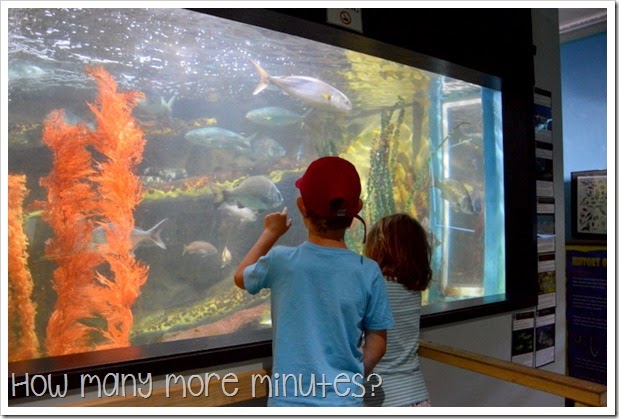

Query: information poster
[573,171,608,238]
[534,88,556,314]
[566,245,607,385]
[537,197,555,215]
[535,307,556,367]
[537,249,557,310]
[521,88,558,368]
[512,311,535,366]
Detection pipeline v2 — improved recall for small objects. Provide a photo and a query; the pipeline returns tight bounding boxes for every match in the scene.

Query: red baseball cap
[295,156,362,218]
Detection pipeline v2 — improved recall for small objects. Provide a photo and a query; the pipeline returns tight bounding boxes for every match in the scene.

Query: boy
[234,156,394,407]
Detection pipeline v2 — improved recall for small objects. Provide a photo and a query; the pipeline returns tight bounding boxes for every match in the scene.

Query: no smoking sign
[326,9,363,33]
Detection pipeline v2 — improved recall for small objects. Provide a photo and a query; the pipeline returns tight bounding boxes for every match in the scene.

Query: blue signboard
[566,246,607,385]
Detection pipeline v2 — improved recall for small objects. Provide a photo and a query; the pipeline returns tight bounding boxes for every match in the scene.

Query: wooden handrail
[417,339,607,407]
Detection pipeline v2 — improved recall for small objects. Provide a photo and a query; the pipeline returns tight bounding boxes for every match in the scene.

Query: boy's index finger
[281,207,288,216]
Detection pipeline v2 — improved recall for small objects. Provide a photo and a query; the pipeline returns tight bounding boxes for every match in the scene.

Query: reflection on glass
[7,8,505,363]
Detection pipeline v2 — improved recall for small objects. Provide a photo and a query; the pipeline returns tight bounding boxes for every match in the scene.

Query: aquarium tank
[6,8,505,367]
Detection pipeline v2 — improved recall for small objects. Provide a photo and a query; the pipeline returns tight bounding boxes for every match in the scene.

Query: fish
[218,202,258,223]
[136,94,176,117]
[434,179,477,214]
[90,218,168,251]
[8,62,46,81]
[470,190,484,214]
[296,142,305,161]
[182,241,218,258]
[142,167,188,182]
[250,135,286,160]
[212,175,283,212]
[250,59,352,113]
[221,246,232,268]
[185,127,254,150]
[245,106,309,127]
[259,310,272,327]
[535,119,552,131]
[61,110,96,130]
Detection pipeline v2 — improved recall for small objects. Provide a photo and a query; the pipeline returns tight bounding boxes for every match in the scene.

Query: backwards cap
[295,156,367,241]
[295,156,361,218]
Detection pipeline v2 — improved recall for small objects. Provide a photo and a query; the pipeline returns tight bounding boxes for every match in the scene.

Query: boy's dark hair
[307,198,355,232]
[364,213,432,291]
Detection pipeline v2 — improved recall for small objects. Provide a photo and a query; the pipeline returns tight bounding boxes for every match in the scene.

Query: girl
[364,213,432,407]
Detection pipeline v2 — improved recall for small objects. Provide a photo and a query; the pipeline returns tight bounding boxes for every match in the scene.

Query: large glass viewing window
[6,8,535,396]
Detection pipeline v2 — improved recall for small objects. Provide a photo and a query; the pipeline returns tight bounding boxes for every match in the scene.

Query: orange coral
[40,66,148,356]
[8,174,40,362]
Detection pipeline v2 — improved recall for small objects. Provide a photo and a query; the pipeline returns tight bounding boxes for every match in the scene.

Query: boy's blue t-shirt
[244,241,394,407]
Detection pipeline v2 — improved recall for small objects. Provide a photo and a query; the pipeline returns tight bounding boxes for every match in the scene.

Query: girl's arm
[233,207,292,289]
[362,329,387,376]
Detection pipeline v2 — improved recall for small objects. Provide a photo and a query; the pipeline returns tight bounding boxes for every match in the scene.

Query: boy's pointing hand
[264,207,293,238]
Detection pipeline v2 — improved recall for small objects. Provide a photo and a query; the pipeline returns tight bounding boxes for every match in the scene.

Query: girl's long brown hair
[365,213,432,291]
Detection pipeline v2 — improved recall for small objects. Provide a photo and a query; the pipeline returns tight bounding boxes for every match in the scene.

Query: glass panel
[7,8,504,364]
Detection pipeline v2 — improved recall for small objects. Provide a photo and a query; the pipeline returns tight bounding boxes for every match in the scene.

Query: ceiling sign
[326,9,363,33]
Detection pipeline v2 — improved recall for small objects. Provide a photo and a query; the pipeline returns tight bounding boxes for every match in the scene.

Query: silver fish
[250,59,352,113]
[296,142,305,161]
[434,179,477,214]
[250,135,286,160]
[214,175,283,212]
[185,127,253,150]
[60,110,96,131]
[245,106,309,127]
[218,202,257,223]
[182,241,218,258]
[90,218,168,251]
[221,246,232,268]
[136,94,176,117]
[8,62,46,81]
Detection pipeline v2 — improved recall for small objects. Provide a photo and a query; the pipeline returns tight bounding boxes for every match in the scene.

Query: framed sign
[571,170,607,240]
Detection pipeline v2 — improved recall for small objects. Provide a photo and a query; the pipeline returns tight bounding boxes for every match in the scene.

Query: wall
[560,32,607,241]
[420,8,566,407]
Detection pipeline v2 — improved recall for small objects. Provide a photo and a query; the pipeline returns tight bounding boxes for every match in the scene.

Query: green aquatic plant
[141,184,212,202]
[346,99,408,255]
[314,137,338,157]
[432,121,471,157]
[404,121,470,214]
[141,169,296,203]
[389,97,406,172]
[130,282,270,343]
[366,98,407,224]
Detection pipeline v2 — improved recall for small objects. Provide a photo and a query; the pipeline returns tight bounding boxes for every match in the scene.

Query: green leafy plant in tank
[404,121,470,214]
[366,97,407,222]
[140,169,294,203]
[345,98,407,254]
[314,137,338,157]
[130,282,270,344]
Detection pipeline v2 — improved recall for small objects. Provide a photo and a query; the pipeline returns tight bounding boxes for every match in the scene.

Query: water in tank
[6,8,505,362]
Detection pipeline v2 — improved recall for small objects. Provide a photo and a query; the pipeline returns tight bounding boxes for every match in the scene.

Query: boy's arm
[233,207,292,289]
[362,329,387,377]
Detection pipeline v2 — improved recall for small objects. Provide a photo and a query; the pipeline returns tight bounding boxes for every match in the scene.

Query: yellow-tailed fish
[250,59,352,113]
